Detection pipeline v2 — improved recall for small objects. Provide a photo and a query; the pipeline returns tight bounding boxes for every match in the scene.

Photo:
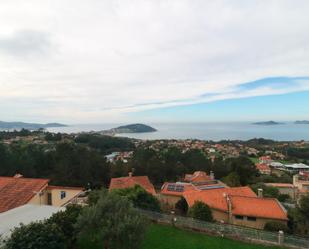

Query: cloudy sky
[0,0,309,124]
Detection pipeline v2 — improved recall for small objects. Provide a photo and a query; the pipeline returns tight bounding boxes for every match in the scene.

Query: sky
[0,0,309,124]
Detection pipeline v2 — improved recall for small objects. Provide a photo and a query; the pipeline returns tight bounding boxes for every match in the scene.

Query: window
[247,216,257,221]
[235,215,244,220]
[60,191,66,199]
[47,193,52,205]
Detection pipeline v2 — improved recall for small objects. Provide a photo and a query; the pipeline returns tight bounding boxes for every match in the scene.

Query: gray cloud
[0,30,51,57]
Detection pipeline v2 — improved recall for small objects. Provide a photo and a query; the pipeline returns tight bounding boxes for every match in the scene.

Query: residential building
[256,163,271,175]
[259,156,273,165]
[0,175,84,213]
[109,173,156,195]
[284,163,309,173]
[159,171,226,209]
[293,172,309,197]
[183,187,288,229]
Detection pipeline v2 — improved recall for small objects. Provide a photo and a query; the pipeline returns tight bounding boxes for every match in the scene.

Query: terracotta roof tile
[184,186,256,210]
[109,176,156,195]
[230,196,288,220]
[0,177,49,213]
[184,171,212,183]
[256,163,271,171]
[183,186,287,221]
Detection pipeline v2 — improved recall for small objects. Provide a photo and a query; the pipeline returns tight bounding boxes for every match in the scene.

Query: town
[1,129,309,249]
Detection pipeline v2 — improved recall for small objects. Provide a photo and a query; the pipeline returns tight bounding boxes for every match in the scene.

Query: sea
[47,122,309,141]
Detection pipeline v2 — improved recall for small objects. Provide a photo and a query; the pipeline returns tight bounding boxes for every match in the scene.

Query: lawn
[78,223,283,249]
[249,157,259,164]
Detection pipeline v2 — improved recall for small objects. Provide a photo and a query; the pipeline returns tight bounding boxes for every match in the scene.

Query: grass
[78,223,283,249]
[249,157,259,164]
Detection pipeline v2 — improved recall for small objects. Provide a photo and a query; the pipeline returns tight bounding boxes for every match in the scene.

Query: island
[252,121,284,125]
[0,121,67,130]
[100,123,157,135]
[295,120,309,124]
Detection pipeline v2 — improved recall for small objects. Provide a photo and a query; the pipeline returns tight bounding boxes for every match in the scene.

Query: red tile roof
[230,196,288,220]
[256,163,271,172]
[184,186,256,210]
[184,171,212,183]
[259,156,272,161]
[109,175,156,195]
[0,176,49,213]
[183,186,287,221]
[299,171,309,180]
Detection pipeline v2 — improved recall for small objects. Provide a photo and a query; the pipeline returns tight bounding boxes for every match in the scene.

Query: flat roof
[0,204,64,240]
[284,163,309,169]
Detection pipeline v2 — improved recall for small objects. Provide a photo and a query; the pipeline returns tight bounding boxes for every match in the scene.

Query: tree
[76,192,147,249]
[288,194,309,235]
[87,189,107,206]
[299,194,309,219]
[189,201,213,222]
[175,197,188,215]
[250,183,279,198]
[278,194,290,203]
[47,205,83,247]
[111,185,160,212]
[5,222,66,249]
[225,156,259,185]
[222,172,241,187]
[182,149,211,173]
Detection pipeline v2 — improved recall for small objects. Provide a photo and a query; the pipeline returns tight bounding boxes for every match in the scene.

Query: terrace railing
[137,209,309,249]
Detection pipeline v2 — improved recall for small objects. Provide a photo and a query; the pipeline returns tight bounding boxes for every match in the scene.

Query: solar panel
[198,185,225,190]
[175,185,184,192]
[167,184,176,191]
[167,184,184,192]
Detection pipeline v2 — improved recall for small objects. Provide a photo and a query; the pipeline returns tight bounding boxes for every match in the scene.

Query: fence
[138,209,309,249]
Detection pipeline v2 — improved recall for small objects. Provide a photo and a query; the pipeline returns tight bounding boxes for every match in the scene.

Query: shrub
[5,222,66,249]
[189,201,213,222]
[175,197,188,215]
[112,185,161,212]
[264,221,289,233]
[47,204,83,247]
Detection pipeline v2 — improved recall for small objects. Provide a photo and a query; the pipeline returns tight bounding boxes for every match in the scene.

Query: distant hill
[295,120,309,124]
[0,121,67,130]
[252,121,284,125]
[112,124,157,133]
[100,123,157,135]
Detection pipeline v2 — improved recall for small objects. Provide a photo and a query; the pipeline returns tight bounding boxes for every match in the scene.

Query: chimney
[258,188,263,198]
[210,171,215,180]
[293,174,299,186]
[224,193,233,223]
[14,173,23,178]
[128,172,133,177]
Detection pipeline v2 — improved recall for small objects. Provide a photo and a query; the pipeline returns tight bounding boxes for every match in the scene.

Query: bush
[47,204,83,247]
[250,183,279,198]
[87,189,107,206]
[278,194,290,203]
[5,222,66,249]
[112,185,161,212]
[264,221,289,232]
[189,201,213,222]
[175,197,188,215]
